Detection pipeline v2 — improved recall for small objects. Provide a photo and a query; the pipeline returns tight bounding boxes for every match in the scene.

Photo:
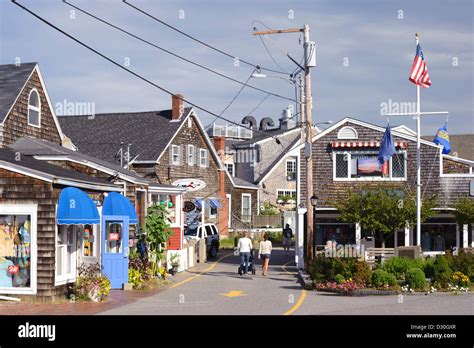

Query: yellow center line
[281,259,307,315]
[168,252,232,289]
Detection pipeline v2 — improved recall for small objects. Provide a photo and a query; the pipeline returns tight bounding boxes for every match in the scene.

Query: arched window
[28,89,41,127]
[337,126,358,139]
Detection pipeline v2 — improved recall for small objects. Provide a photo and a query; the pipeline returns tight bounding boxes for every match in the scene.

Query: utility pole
[254,25,316,263]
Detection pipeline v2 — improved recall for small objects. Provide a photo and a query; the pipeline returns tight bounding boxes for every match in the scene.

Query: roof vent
[241,115,257,129]
[259,117,274,131]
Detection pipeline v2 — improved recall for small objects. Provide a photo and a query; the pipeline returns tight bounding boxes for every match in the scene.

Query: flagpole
[415,32,422,247]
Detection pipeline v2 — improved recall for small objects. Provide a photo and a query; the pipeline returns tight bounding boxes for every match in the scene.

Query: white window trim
[187,144,195,166]
[241,193,251,222]
[286,159,297,179]
[277,189,297,197]
[80,224,99,260]
[439,154,474,178]
[0,204,38,295]
[332,151,407,181]
[337,126,358,139]
[199,148,209,168]
[171,145,181,165]
[226,194,232,227]
[27,88,41,128]
[225,163,235,177]
[55,224,78,286]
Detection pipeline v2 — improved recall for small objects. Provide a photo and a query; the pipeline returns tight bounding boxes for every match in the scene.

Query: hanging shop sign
[87,192,104,207]
[183,201,196,212]
[172,179,206,192]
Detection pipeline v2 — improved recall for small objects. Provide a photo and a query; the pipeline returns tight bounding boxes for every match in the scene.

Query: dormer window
[28,89,41,127]
[337,126,357,139]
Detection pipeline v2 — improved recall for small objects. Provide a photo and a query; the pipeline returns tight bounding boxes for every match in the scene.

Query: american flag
[409,43,431,88]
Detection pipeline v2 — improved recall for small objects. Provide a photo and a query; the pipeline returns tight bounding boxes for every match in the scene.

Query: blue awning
[57,187,100,225]
[103,192,138,224]
[193,198,203,209]
[209,198,222,209]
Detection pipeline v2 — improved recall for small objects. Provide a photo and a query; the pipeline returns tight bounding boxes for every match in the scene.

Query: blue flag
[433,124,451,155]
[378,125,396,165]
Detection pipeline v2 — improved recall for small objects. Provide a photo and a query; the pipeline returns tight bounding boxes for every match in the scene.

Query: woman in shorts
[258,233,272,276]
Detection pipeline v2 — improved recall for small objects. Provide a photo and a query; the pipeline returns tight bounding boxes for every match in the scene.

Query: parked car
[184,223,220,259]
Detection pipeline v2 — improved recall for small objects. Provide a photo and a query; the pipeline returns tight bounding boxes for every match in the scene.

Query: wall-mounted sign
[109,233,120,241]
[183,201,196,212]
[87,193,104,207]
[172,179,206,192]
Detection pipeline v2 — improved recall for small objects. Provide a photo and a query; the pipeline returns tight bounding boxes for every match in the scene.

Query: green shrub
[446,251,474,280]
[334,274,345,284]
[308,255,357,282]
[433,255,453,287]
[128,268,144,289]
[371,269,397,288]
[405,268,427,290]
[381,257,425,280]
[219,238,236,250]
[268,232,283,245]
[353,261,372,286]
[422,257,436,279]
[72,263,111,302]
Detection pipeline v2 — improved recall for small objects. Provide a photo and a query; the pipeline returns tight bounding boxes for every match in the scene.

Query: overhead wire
[11,0,285,142]
[122,0,291,76]
[62,0,297,103]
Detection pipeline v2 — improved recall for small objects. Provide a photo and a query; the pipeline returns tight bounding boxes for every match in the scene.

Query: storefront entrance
[101,215,129,289]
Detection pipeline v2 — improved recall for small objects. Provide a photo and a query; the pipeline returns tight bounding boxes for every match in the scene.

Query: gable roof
[0,63,37,122]
[58,107,193,163]
[295,117,445,151]
[422,134,474,161]
[0,148,119,191]
[11,136,181,189]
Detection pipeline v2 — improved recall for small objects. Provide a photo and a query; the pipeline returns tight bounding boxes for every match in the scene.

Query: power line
[122,0,291,76]
[62,0,296,103]
[12,0,281,141]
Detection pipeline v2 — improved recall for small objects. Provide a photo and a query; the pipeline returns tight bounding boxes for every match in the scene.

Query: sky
[1,0,473,135]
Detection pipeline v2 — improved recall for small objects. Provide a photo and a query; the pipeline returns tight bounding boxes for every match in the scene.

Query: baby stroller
[238,249,256,275]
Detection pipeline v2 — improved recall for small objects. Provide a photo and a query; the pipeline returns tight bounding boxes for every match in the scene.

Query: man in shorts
[282,224,293,253]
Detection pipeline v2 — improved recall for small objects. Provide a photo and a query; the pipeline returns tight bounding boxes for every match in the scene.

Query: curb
[297,269,312,289]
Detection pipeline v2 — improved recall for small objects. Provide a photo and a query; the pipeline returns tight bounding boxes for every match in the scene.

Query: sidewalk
[0,259,216,315]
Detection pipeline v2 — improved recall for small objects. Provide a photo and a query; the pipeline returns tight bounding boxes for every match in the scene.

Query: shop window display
[0,215,31,288]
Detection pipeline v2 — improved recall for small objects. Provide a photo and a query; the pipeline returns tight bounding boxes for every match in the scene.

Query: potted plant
[169,253,180,275]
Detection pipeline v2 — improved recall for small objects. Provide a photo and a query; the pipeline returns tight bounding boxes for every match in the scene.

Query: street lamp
[310,195,318,256]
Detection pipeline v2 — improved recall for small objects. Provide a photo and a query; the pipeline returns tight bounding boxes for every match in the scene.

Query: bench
[365,247,395,266]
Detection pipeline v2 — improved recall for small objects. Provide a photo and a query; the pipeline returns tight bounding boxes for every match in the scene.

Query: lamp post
[310,195,318,257]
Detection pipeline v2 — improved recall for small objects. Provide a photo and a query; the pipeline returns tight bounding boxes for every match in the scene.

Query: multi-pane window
[170,145,181,165]
[286,159,296,180]
[199,148,209,167]
[187,145,195,166]
[27,89,40,127]
[225,163,234,176]
[241,194,251,222]
[334,151,406,180]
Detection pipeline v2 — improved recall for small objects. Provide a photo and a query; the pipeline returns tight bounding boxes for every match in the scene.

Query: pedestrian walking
[282,224,293,253]
[237,231,253,275]
[258,233,272,276]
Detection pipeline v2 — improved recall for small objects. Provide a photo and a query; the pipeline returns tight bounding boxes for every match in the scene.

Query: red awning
[331,141,407,148]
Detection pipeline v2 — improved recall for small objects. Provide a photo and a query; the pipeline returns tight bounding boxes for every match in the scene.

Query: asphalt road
[100,248,304,315]
[99,247,474,315]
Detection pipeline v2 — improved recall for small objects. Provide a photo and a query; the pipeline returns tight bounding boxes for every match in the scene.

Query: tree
[335,186,438,248]
[145,204,174,275]
[453,198,474,227]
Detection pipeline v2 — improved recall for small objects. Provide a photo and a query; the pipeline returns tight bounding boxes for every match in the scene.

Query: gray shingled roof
[0,148,113,186]
[11,136,173,187]
[58,108,192,163]
[422,134,474,161]
[0,62,37,122]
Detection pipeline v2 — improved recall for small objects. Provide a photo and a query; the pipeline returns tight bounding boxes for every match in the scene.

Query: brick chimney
[172,94,184,120]
[213,136,229,236]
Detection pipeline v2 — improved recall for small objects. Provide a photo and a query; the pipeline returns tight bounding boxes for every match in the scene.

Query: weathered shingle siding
[0,169,67,301]
[260,156,297,206]
[300,121,448,208]
[0,70,61,148]
[443,157,471,174]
